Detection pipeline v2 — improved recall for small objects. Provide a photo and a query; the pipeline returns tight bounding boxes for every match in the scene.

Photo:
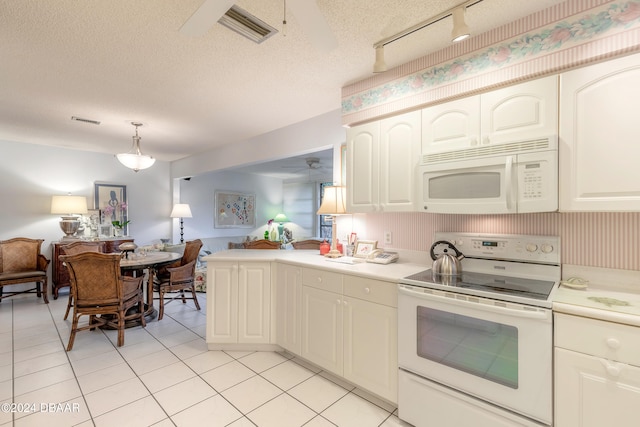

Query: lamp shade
[170,203,192,218]
[51,195,88,215]
[317,186,347,215]
[273,213,289,223]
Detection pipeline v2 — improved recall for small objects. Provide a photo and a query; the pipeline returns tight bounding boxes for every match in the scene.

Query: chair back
[181,239,203,265]
[0,238,44,273]
[244,239,280,249]
[60,252,123,306]
[60,241,105,256]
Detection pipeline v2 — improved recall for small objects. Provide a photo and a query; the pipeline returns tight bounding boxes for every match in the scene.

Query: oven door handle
[399,285,549,320]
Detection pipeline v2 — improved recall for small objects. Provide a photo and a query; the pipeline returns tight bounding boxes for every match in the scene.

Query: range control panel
[434,232,560,265]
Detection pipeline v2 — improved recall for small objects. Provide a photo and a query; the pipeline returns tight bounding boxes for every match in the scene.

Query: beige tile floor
[0,291,411,427]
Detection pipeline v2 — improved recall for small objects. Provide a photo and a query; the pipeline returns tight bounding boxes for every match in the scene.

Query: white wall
[0,139,171,270]
[176,170,284,249]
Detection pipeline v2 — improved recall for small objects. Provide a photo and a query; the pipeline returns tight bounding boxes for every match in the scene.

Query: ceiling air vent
[218,5,278,44]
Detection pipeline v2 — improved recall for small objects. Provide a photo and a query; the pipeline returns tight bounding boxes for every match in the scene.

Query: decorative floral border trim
[342,1,640,117]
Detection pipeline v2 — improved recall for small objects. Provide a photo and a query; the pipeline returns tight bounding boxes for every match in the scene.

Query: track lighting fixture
[372,0,483,73]
[451,7,470,42]
[373,46,387,73]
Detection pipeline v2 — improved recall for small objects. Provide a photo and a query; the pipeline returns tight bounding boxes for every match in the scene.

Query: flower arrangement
[102,202,129,229]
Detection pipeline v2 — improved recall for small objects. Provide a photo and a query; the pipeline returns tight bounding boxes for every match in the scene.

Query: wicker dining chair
[59,241,105,320]
[155,260,199,320]
[60,252,145,351]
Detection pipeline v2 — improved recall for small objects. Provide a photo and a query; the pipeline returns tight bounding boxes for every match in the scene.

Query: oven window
[417,306,518,389]
[428,172,501,199]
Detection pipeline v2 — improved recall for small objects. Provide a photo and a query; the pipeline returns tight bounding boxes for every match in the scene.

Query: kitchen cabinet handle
[336,299,341,305]
[364,287,371,294]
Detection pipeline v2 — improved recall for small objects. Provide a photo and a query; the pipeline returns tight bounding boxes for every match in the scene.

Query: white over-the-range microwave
[416,136,558,214]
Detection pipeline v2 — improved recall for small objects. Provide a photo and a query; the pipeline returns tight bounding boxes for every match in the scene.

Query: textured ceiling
[0,0,566,165]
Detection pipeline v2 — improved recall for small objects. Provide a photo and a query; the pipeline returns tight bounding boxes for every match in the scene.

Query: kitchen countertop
[204,252,640,326]
[553,265,640,327]
[203,249,430,283]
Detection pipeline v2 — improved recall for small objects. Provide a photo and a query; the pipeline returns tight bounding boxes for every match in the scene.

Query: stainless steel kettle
[430,240,464,276]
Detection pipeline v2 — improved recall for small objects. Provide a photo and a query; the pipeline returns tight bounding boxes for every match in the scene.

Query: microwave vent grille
[422,138,551,164]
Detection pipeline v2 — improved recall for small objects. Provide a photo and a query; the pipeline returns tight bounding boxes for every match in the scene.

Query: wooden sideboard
[51,238,134,299]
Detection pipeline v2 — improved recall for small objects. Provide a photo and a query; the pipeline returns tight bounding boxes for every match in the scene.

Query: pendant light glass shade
[117,122,156,172]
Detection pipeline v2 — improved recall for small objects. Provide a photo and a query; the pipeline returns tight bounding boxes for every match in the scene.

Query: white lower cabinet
[276,263,302,354]
[296,267,398,403]
[206,261,271,347]
[343,295,397,402]
[554,313,640,426]
[301,285,344,374]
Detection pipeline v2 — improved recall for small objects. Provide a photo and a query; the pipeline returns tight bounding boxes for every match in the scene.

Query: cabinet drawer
[343,275,397,307]
[555,313,640,366]
[302,268,343,293]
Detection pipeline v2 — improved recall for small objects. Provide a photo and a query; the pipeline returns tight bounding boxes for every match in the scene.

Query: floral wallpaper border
[341,0,640,125]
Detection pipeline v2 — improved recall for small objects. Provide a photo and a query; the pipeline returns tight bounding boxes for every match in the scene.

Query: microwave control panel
[435,232,560,264]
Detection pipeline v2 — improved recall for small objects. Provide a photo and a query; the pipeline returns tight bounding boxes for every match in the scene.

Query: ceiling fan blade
[180,0,235,37]
[287,0,338,52]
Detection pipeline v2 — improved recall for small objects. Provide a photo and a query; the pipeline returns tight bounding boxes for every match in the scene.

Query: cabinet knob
[600,360,621,377]
[482,136,490,145]
[336,299,341,305]
[317,277,322,283]
[606,337,621,350]
[364,287,371,294]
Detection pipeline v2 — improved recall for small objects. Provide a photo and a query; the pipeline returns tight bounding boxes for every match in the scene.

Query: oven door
[398,284,552,425]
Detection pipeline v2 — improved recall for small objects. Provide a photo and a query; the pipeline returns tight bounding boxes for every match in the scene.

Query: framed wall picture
[94,182,128,235]
[353,240,378,258]
[214,191,256,229]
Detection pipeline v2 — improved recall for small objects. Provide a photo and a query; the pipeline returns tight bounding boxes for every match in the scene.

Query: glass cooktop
[403,269,556,302]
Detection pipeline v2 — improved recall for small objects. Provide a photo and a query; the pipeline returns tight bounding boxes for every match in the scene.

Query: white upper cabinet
[481,76,558,146]
[559,52,640,211]
[346,120,379,213]
[347,111,420,213]
[422,95,480,154]
[422,76,558,155]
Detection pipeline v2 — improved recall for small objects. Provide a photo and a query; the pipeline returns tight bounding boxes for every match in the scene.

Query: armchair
[0,238,50,303]
[59,241,105,320]
[60,252,145,350]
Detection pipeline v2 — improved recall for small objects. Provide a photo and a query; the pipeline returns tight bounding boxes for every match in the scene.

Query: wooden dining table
[120,251,182,322]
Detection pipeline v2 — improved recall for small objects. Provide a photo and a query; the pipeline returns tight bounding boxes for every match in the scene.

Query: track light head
[373,45,387,73]
[451,6,470,42]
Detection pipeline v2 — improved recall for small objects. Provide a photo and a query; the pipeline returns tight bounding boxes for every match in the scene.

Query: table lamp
[316,186,346,258]
[51,195,88,240]
[273,213,289,241]
[170,203,192,243]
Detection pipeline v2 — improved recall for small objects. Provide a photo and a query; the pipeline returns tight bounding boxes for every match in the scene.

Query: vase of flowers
[111,220,130,237]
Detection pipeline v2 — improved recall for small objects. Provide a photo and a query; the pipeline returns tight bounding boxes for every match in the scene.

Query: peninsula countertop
[203,249,430,283]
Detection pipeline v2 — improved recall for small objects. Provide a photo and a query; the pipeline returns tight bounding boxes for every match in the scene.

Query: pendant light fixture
[116,122,156,172]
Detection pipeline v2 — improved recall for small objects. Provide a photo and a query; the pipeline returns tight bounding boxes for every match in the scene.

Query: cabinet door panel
[238,263,270,344]
[380,111,420,212]
[301,286,343,375]
[207,262,238,343]
[560,53,640,210]
[555,348,640,427]
[276,264,302,354]
[346,122,380,212]
[343,296,397,403]
[422,96,480,154]
[481,76,558,145]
